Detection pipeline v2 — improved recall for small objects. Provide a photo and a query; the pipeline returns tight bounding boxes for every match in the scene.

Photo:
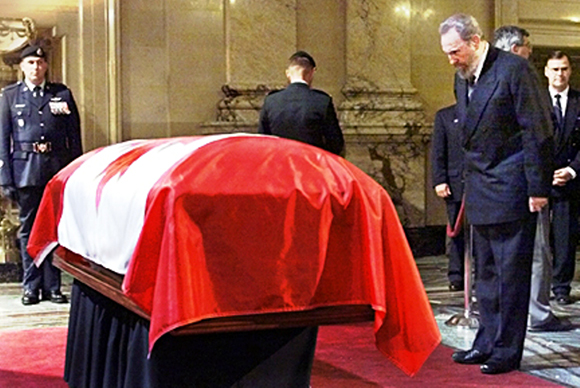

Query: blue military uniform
[0,63,82,302]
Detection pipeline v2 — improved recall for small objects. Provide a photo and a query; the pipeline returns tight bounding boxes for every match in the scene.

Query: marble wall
[3,0,580,231]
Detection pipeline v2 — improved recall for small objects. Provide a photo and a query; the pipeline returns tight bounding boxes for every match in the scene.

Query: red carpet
[0,324,564,387]
[313,323,564,387]
[0,327,68,388]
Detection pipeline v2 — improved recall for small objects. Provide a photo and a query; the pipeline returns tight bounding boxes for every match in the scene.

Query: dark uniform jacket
[431,104,464,203]
[258,82,344,155]
[0,81,82,188]
[550,88,580,199]
[454,46,554,225]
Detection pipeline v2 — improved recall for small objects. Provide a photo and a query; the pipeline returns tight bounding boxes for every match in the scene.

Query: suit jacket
[454,46,554,225]
[431,104,464,203]
[550,88,580,199]
[0,81,82,188]
[258,82,344,155]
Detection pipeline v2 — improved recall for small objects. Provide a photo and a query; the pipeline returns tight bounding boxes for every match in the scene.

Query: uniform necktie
[33,86,41,98]
[554,94,563,129]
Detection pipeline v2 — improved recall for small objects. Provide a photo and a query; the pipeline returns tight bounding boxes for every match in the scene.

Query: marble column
[202,0,296,133]
[339,0,429,227]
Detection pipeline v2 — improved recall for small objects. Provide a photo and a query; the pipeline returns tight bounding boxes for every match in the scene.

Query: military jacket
[0,81,82,188]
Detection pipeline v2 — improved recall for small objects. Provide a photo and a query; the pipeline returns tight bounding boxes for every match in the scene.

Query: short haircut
[288,51,316,70]
[439,13,483,41]
[546,50,570,64]
[493,25,529,52]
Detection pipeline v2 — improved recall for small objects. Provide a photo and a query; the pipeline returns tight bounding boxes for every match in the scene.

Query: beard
[456,50,478,80]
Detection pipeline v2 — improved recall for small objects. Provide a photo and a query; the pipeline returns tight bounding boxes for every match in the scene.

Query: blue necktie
[554,94,563,129]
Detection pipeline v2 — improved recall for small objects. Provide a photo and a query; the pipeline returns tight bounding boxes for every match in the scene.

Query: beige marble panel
[80,0,111,150]
[519,0,580,22]
[124,10,166,48]
[345,0,413,91]
[167,5,225,128]
[296,0,346,105]
[226,0,296,88]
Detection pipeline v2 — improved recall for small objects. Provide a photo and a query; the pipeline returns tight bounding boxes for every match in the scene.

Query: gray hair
[493,25,529,52]
[439,13,483,41]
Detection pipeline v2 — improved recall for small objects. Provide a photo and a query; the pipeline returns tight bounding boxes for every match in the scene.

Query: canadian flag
[29,133,440,376]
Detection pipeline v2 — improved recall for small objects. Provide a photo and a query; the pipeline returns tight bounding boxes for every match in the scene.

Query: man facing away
[0,45,83,305]
[258,50,344,156]
[439,14,554,374]
[544,50,580,307]
[493,25,572,332]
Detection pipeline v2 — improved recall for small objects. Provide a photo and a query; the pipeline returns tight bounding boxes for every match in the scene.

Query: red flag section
[28,134,440,376]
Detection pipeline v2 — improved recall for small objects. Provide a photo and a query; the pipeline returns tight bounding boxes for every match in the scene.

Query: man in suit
[258,50,344,155]
[431,104,465,291]
[544,51,580,306]
[493,26,571,332]
[439,14,554,374]
[0,44,83,305]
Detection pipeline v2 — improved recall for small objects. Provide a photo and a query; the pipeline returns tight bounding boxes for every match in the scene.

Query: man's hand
[0,186,17,202]
[435,183,451,198]
[529,197,548,212]
[553,167,574,186]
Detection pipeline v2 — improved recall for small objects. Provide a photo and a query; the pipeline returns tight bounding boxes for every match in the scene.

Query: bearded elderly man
[439,14,554,374]
[0,45,82,305]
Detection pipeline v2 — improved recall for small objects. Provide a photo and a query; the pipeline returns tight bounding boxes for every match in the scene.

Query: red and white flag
[29,133,441,376]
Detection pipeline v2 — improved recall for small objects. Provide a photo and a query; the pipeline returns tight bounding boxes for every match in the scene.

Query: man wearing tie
[0,44,83,305]
[545,51,580,306]
[439,14,554,374]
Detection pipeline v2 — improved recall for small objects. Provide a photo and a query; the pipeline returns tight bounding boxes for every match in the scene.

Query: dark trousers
[472,215,536,365]
[551,198,580,296]
[446,200,465,283]
[17,186,60,294]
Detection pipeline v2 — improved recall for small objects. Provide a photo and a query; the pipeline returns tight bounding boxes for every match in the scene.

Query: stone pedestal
[337,0,428,227]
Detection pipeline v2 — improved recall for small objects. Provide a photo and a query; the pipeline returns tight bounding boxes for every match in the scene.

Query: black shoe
[480,360,518,374]
[22,290,39,305]
[452,349,489,364]
[555,295,572,305]
[449,281,464,292]
[529,316,573,332]
[42,290,68,304]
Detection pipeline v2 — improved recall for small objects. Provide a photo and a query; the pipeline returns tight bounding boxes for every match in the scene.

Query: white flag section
[57,134,254,274]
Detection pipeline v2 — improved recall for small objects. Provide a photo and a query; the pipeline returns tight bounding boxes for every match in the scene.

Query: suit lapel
[463,47,500,145]
[560,90,580,151]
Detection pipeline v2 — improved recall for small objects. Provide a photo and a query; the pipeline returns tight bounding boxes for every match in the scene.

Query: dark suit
[455,46,554,366]
[550,88,580,298]
[258,82,344,155]
[0,81,82,295]
[431,104,465,284]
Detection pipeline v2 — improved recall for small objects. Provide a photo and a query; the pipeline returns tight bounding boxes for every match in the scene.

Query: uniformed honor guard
[0,44,83,305]
[258,50,344,156]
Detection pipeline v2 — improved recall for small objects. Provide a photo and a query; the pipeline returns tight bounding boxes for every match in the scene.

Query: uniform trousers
[17,186,60,294]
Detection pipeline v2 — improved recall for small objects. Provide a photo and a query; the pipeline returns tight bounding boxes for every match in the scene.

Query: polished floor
[2,255,580,387]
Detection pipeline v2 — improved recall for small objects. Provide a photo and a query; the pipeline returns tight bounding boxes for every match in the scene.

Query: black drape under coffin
[65,280,318,388]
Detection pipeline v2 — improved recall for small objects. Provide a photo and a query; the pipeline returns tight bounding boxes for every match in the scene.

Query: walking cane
[445,198,479,328]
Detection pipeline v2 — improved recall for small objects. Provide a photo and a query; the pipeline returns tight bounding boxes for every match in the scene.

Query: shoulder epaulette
[0,82,19,97]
